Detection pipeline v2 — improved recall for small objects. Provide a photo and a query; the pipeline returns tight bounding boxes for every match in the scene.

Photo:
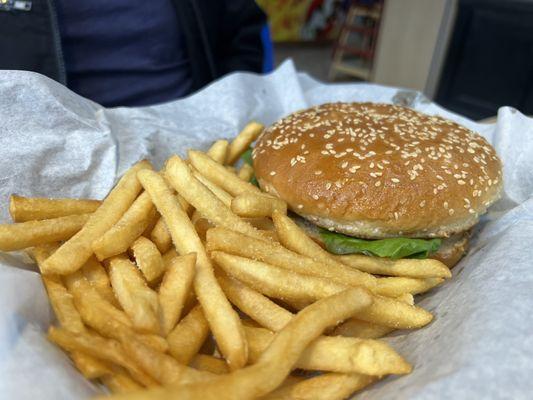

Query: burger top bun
[253,102,503,238]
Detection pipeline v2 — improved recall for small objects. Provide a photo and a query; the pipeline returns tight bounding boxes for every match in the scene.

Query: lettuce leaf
[250,175,259,187]
[240,148,259,187]
[240,148,253,166]
[319,229,441,259]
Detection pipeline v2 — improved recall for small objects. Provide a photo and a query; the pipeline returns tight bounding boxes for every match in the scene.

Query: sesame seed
[391,178,400,183]
[312,195,319,200]
[375,181,381,187]
[458,180,466,185]
[419,200,426,207]
[297,204,303,209]
[269,171,276,176]
[449,209,455,215]
[314,170,323,175]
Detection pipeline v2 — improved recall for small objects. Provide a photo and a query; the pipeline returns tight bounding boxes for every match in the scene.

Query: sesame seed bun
[253,103,503,238]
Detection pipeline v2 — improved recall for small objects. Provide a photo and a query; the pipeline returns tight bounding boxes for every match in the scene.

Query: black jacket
[0,0,266,92]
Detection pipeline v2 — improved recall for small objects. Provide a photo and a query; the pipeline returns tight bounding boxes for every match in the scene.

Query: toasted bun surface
[253,103,503,238]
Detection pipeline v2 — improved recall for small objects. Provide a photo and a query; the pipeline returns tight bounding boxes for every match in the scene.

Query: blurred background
[261,0,533,121]
[1,0,530,121]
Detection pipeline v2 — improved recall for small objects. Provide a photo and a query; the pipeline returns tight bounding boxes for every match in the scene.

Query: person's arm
[217,0,267,75]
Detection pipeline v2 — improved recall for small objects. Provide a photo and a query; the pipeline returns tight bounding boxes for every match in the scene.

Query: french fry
[70,352,112,379]
[231,193,287,218]
[213,251,433,329]
[206,139,229,164]
[245,325,410,375]
[161,248,178,265]
[190,355,230,374]
[397,293,415,305]
[137,169,247,370]
[81,256,118,307]
[337,253,452,279]
[161,248,196,317]
[244,217,275,231]
[376,276,444,296]
[64,270,131,327]
[212,251,346,304]
[117,328,213,385]
[32,245,85,333]
[41,160,153,275]
[175,193,193,215]
[271,211,379,285]
[356,294,433,329]
[219,272,392,341]
[333,319,394,339]
[108,256,160,333]
[192,171,233,207]
[189,149,261,196]
[130,236,165,284]
[77,296,168,353]
[150,218,172,254]
[159,253,196,335]
[192,214,214,241]
[41,275,87,332]
[93,192,156,261]
[167,305,210,365]
[102,370,143,393]
[9,195,100,222]
[38,244,173,386]
[218,274,293,332]
[102,288,373,400]
[272,212,448,295]
[262,373,376,400]
[226,121,264,165]
[141,212,160,238]
[220,275,409,375]
[206,227,377,290]
[48,326,157,387]
[237,163,254,182]
[165,155,265,240]
[63,269,168,353]
[0,213,89,252]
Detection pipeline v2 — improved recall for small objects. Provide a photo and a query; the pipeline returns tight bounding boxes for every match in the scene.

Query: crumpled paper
[0,60,532,399]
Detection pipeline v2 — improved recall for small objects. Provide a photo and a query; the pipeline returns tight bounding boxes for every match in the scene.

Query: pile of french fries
[0,122,452,400]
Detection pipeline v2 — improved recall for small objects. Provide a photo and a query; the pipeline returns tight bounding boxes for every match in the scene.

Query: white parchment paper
[0,61,532,399]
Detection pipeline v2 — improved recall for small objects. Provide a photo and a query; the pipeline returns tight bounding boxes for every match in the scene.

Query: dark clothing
[0,0,266,106]
[55,0,193,106]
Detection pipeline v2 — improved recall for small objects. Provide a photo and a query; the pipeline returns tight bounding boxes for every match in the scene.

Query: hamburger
[251,103,503,267]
